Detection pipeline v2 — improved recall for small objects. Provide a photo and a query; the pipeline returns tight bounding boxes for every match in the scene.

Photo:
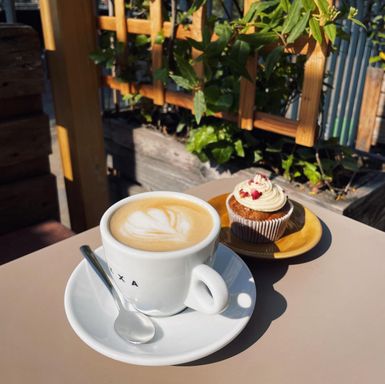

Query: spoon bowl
[80,245,155,344]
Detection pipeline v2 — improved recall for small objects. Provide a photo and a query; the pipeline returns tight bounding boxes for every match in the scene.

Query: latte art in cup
[109,197,214,252]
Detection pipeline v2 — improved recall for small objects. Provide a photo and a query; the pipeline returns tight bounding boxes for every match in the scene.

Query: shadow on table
[284,219,332,266]
[181,219,332,366]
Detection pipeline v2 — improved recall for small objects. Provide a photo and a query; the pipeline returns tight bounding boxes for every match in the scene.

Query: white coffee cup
[100,191,229,317]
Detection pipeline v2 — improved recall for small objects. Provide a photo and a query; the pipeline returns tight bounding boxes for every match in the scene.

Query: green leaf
[341,157,359,172]
[324,23,337,43]
[299,161,321,185]
[224,57,253,81]
[154,31,165,44]
[211,145,234,164]
[253,149,263,163]
[282,0,302,34]
[175,55,199,85]
[349,18,367,30]
[287,11,310,44]
[238,32,278,48]
[301,0,315,11]
[170,75,194,90]
[309,17,323,44]
[202,25,212,47]
[369,56,382,64]
[229,40,251,68]
[193,90,207,124]
[204,86,233,112]
[142,113,152,123]
[293,170,302,178]
[296,147,315,160]
[319,158,336,176]
[176,122,186,133]
[234,139,245,157]
[243,0,280,23]
[135,34,150,46]
[203,23,232,58]
[265,46,284,79]
[154,68,169,83]
[282,154,294,179]
[89,51,107,65]
[186,125,217,153]
[187,0,207,15]
[186,38,204,51]
[280,0,290,13]
[314,0,329,16]
[266,147,282,153]
[195,151,209,162]
[243,1,260,23]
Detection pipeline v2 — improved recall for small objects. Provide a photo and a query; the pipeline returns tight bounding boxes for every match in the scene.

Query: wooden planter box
[0,24,59,234]
[104,117,385,232]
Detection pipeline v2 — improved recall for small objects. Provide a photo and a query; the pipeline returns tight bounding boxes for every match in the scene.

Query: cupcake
[226,173,293,243]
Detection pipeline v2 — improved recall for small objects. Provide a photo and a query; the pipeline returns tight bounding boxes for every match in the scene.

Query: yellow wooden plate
[208,193,322,259]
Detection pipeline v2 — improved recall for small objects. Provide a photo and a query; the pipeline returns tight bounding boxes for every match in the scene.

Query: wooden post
[295,41,327,146]
[40,0,109,232]
[191,6,206,118]
[355,67,384,152]
[191,7,205,81]
[114,0,130,96]
[238,0,258,130]
[150,0,165,105]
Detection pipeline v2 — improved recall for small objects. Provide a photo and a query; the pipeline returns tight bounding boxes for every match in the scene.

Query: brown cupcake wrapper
[226,194,294,243]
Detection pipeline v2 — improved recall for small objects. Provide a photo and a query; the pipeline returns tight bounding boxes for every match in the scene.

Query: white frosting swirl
[119,206,192,243]
[233,174,287,212]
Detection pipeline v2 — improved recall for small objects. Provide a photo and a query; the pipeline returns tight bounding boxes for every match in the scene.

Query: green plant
[91,1,367,197]
[90,30,152,83]
[160,0,363,123]
[186,121,246,164]
[186,121,367,197]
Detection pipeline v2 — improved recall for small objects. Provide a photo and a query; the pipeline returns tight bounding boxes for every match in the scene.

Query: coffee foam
[109,197,213,251]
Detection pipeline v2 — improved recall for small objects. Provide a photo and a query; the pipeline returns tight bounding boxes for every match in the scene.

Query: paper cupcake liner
[226,195,294,243]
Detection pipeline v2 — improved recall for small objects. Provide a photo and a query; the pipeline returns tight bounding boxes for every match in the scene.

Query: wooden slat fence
[355,67,384,152]
[97,2,329,147]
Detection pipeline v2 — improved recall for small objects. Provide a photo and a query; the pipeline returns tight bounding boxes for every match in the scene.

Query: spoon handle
[80,245,124,310]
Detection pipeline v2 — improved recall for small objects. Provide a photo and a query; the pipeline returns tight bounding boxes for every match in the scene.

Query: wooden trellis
[98,2,328,147]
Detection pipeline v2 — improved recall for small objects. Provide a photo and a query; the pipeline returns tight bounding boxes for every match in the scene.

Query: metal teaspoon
[80,245,155,344]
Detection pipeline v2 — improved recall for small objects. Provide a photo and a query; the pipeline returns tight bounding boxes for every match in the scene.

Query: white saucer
[64,244,256,366]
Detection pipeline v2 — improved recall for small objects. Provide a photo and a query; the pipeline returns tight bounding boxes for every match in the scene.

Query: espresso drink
[109,197,213,251]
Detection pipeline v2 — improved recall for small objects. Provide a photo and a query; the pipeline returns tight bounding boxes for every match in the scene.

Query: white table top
[1,177,385,383]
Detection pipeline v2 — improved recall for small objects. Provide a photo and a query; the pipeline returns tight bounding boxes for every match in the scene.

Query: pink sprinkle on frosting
[251,189,262,200]
[239,189,250,198]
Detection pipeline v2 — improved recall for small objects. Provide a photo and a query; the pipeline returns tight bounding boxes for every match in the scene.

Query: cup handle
[184,264,229,315]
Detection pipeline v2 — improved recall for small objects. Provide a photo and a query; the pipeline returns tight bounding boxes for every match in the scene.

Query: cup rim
[100,191,221,258]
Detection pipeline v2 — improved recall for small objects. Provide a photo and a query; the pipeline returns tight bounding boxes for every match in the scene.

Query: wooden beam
[191,7,205,81]
[253,112,298,137]
[238,0,258,130]
[150,0,165,105]
[40,0,109,232]
[103,76,297,137]
[114,0,127,43]
[356,67,384,152]
[296,40,327,147]
[98,16,312,56]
